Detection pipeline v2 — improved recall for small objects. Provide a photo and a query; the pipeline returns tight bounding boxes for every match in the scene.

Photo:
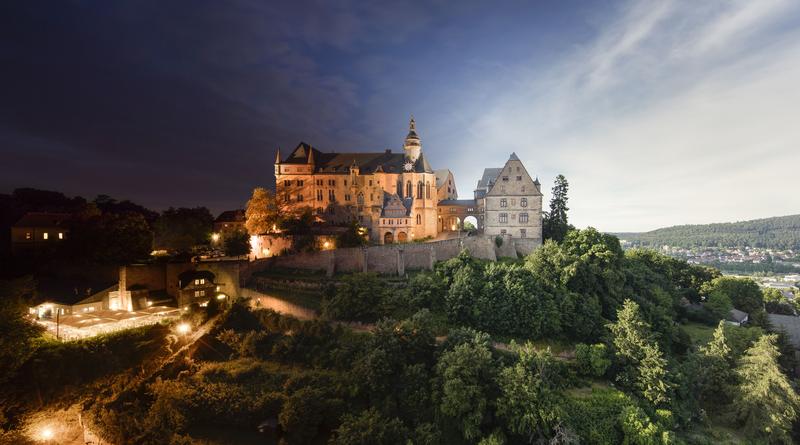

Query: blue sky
[2,0,799,231]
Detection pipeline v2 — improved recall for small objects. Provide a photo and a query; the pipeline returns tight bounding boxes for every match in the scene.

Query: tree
[575,343,611,377]
[496,344,564,442]
[336,221,368,248]
[321,273,386,322]
[245,187,281,235]
[700,277,763,315]
[692,321,734,406]
[68,211,153,264]
[608,300,672,408]
[0,277,44,385]
[330,408,410,445]
[704,291,733,321]
[153,207,213,252]
[542,174,571,243]
[734,334,800,443]
[436,335,495,441]
[223,230,250,257]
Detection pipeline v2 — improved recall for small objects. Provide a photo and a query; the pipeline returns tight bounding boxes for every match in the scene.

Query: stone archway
[397,231,408,243]
[464,216,478,230]
[384,232,394,244]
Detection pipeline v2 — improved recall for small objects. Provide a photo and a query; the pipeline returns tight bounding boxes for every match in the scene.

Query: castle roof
[381,192,412,218]
[13,212,72,228]
[438,199,477,207]
[434,169,452,188]
[280,142,433,174]
[476,168,502,190]
[215,209,245,223]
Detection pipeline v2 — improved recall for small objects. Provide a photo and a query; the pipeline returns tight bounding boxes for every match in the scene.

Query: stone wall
[245,234,538,277]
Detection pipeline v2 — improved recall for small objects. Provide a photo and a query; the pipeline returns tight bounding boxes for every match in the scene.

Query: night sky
[2,1,799,231]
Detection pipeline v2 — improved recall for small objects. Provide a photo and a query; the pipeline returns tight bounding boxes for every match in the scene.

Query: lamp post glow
[176,322,191,335]
[211,232,220,243]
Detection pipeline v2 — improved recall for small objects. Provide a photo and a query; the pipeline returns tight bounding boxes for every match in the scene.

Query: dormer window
[502,176,509,182]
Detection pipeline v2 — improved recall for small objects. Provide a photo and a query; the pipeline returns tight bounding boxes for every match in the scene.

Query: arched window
[425,181,431,199]
[417,181,423,199]
[416,214,421,225]
[520,198,528,207]
[357,193,364,205]
[406,181,412,197]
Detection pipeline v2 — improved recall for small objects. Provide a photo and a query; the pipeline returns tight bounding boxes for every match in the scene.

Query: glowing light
[40,427,54,440]
[451,225,456,231]
[216,294,226,300]
[176,323,191,334]
[323,241,331,249]
[211,233,220,243]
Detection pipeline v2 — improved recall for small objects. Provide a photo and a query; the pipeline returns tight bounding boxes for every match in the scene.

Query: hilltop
[617,214,800,250]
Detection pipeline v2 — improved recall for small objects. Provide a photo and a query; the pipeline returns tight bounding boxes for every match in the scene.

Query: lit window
[521,198,528,207]
[43,232,49,240]
[25,232,32,240]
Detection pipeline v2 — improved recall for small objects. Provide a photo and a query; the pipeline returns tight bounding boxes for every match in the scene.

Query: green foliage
[321,273,386,322]
[330,408,410,445]
[608,300,672,409]
[67,210,153,263]
[222,230,250,257]
[542,174,571,243]
[734,334,800,444]
[704,291,732,321]
[496,344,565,442]
[619,404,674,445]
[701,276,763,315]
[495,236,503,247]
[563,387,632,444]
[619,214,800,250]
[436,332,495,441]
[575,343,611,377]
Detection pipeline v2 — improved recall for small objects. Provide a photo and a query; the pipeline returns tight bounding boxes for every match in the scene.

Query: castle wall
[248,234,530,277]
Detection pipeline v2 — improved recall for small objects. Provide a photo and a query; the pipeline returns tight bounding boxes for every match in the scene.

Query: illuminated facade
[275,118,443,243]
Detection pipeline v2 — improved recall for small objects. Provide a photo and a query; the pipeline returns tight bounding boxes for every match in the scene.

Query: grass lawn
[255,286,324,311]
[683,321,716,346]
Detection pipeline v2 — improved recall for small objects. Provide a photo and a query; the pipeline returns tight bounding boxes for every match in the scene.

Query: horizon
[2,0,799,232]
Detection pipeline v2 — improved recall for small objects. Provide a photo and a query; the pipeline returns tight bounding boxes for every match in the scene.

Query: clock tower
[403,116,422,163]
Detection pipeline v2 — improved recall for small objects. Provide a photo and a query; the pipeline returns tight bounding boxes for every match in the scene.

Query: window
[297,180,304,186]
[194,278,205,285]
[369,180,373,186]
[426,181,431,199]
[297,194,304,202]
[343,180,347,186]
[516,166,520,172]
[500,198,507,207]
[499,213,508,223]
[344,194,351,202]
[357,194,364,205]
[516,176,522,181]
[520,229,527,238]
[416,214,421,225]
[284,180,291,186]
[417,181,423,199]
[502,176,509,182]
[194,290,206,297]
[520,198,528,207]
[328,190,335,201]
[25,232,32,240]
[519,213,529,223]
[284,194,291,203]
[316,179,323,186]
[316,190,323,201]
[501,229,507,235]
[328,179,335,186]
[406,181,412,197]
[43,232,49,240]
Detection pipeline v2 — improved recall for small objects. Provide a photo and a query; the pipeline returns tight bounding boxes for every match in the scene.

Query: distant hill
[616,214,800,250]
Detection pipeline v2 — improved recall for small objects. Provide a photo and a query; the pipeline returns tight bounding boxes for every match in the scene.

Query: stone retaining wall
[243,235,539,277]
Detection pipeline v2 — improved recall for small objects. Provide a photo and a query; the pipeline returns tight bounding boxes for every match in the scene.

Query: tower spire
[307,146,315,164]
[275,147,282,164]
[403,115,421,162]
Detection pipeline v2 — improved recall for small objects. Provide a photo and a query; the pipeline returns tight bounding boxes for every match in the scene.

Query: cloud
[461,0,800,232]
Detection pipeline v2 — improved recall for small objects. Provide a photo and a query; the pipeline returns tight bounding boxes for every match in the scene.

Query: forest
[2,228,799,444]
[617,214,800,250]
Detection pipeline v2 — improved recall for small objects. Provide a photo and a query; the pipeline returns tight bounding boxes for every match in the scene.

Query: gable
[486,157,541,197]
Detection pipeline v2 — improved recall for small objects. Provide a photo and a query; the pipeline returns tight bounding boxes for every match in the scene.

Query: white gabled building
[475,152,543,244]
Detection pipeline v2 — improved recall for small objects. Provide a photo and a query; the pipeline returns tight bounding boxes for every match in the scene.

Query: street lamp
[176,322,191,335]
[211,233,221,243]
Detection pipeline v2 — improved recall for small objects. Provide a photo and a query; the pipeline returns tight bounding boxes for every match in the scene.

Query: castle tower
[403,116,422,163]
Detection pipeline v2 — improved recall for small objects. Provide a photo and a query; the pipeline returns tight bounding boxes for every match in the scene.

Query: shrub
[575,343,611,377]
[495,236,503,247]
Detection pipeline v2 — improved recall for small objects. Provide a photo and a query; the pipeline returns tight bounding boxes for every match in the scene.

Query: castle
[274,118,542,246]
